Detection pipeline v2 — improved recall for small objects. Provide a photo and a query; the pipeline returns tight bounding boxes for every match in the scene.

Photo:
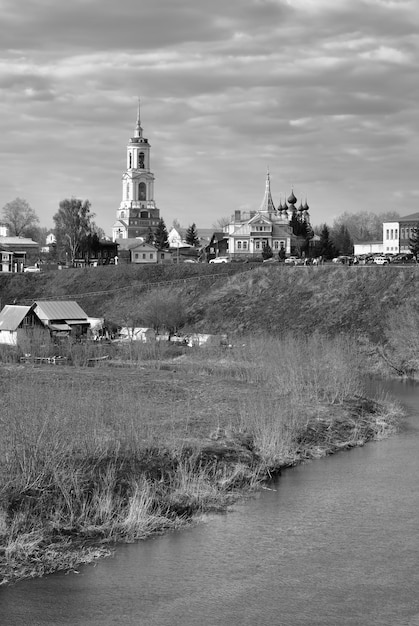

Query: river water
[1,379,419,626]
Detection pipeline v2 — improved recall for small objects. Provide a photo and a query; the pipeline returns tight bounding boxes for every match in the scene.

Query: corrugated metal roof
[0,305,32,331]
[0,236,39,247]
[34,301,88,322]
[50,323,71,331]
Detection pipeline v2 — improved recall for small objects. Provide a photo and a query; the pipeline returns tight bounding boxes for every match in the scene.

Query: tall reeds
[0,331,402,584]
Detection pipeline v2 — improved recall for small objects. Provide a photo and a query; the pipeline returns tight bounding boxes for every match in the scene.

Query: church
[112,102,161,241]
[222,170,312,260]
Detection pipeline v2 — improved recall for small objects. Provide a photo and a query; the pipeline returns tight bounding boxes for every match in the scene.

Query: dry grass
[0,332,403,584]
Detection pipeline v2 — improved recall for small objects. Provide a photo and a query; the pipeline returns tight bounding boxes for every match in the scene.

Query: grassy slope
[1,265,409,583]
[1,264,417,341]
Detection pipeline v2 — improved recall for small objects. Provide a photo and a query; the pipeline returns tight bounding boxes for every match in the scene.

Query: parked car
[373,256,390,265]
[209,257,230,264]
[23,266,41,273]
[284,256,300,265]
[263,257,278,264]
[332,255,354,265]
[392,253,415,264]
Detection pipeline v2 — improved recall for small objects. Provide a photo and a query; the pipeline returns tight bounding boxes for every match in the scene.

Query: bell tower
[112,100,160,240]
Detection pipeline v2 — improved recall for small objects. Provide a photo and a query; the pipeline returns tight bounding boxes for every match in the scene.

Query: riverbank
[0,334,403,585]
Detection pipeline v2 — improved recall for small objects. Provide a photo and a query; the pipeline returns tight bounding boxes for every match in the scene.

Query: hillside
[1,264,418,341]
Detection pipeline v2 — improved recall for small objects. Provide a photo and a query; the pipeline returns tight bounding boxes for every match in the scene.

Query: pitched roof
[34,301,88,322]
[0,305,32,331]
[0,236,39,248]
[129,241,158,251]
[398,212,419,223]
[210,231,227,243]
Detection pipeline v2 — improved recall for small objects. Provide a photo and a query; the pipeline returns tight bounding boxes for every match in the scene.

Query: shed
[118,327,156,342]
[0,304,45,345]
[34,301,90,338]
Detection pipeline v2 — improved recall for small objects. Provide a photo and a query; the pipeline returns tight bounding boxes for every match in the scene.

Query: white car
[23,266,41,273]
[373,257,389,265]
[284,256,300,265]
[209,257,229,264]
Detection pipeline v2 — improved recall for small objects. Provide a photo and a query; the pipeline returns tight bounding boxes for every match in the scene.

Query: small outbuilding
[0,304,46,346]
[34,301,90,338]
[118,327,156,342]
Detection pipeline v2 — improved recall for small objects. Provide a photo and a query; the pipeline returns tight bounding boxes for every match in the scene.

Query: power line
[17,266,252,305]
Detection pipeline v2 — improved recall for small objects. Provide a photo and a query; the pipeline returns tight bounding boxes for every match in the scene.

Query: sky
[1,0,418,236]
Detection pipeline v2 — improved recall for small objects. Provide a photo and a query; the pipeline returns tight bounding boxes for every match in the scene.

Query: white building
[382,222,400,254]
[112,101,160,241]
[223,171,311,259]
[383,212,419,254]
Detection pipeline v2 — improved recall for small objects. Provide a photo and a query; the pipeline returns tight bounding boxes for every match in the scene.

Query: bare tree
[212,216,230,230]
[53,198,95,264]
[331,210,400,242]
[2,197,39,236]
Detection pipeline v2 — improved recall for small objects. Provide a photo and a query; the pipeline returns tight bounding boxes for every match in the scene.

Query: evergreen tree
[154,218,169,249]
[262,242,273,260]
[331,224,353,255]
[185,223,200,247]
[145,226,154,245]
[278,245,286,261]
[290,213,308,237]
[409,224,419,261]
[318,224,336,260]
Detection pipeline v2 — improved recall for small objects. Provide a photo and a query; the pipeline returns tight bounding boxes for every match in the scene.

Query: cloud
[0,0,418,230]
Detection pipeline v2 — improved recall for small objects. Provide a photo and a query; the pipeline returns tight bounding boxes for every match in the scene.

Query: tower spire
[134,97,143,138]
[259,167,276,212]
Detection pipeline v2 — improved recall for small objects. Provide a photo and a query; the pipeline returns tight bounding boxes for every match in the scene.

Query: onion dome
[287,190,297,205]
[298,201,304,213]
[303,199,309,210]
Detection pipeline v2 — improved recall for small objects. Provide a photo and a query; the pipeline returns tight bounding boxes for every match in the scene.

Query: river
[1,379,419,625]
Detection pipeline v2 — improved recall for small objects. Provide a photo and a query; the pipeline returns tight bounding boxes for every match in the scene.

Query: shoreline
[0,388,402,586]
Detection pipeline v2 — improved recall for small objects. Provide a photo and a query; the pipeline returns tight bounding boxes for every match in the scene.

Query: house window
[243,241,248,250]
[150,253,154,259]
[142,253,146,259]
[255,241,260,250]
[386,229,389,239]
[237,241,242,249]
[390,229,393,239]
[274,241,279,249]
[135,253,139,260]
[395,229,398,239]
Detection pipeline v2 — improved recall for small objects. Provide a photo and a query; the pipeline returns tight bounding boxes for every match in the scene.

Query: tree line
[1,197,202,265]
[2,197,419,263]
